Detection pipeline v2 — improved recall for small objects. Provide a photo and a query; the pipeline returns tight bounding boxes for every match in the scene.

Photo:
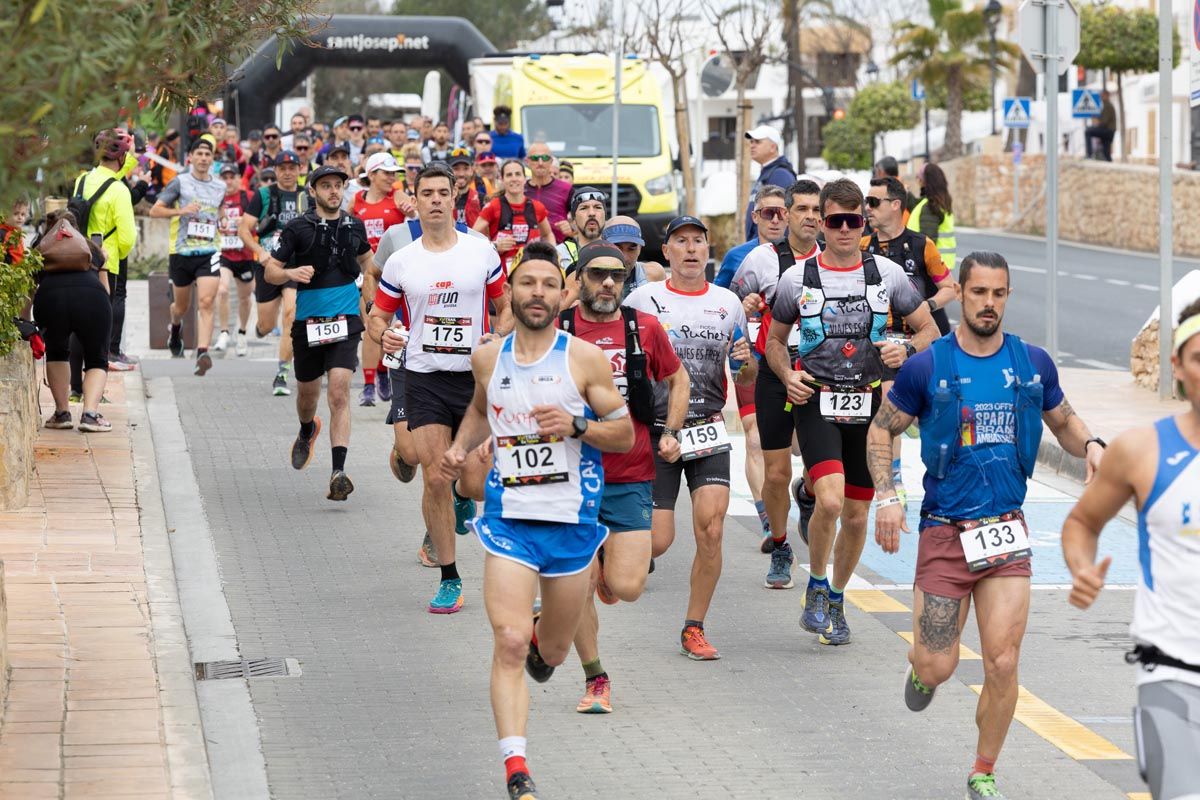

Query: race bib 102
[495,434,569,486]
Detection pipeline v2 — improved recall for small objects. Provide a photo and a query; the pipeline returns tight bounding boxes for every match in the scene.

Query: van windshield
[520,104,661,158]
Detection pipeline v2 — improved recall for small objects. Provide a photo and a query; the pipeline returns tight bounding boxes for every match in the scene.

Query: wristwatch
[904,342,917,358]
[570,415,589,439]
[926,298,939,313]
[1085,436,1107,452]
[661,427,679,440]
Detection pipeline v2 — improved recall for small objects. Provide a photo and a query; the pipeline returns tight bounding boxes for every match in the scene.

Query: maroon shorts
[735,382,756,418]
[915,523,1032,600]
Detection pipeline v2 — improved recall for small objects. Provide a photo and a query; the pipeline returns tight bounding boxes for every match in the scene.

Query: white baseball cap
[363,152,401,176]
[744,125,783,149]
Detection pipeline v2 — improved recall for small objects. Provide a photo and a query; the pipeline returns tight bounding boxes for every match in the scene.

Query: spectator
[422,121,453,163]
[907,161,957,270]
[558,159,574,186]
[743,124,796,241]
[281,112,307,151]
[524,142,572,244]
[474,150,499,196]
[152,129,180,192]
[1085,89,1117,161]
[473,158,554,270]
[489,105,526,159]
[33,210,113,432]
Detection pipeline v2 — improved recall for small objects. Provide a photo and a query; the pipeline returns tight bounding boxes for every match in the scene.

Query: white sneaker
[213,331,230,352]
[235,331,248,357]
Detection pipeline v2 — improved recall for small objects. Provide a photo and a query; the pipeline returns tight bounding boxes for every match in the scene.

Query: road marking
[1134,283,1157,292]
[1128,794,1151,799]
[845,589,909,613]
[1010,263,1046,274]
[968,685,1132,761]
[1073,273,1098,281]
[1074,358,1126,371]
[1105,278,1132,287]
[897,631,981,660]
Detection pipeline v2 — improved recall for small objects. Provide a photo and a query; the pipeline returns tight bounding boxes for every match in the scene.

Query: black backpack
[498,195,537,239]
[68,173,118,239]
[559,306,657,425]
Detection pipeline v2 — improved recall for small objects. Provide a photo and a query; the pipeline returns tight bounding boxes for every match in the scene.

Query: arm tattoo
[1056,398,1076,423]
[867,441,896,493]
[871,399,911,437]
[918,593,963,655]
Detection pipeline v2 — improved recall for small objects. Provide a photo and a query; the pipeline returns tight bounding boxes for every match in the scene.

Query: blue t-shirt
[490,130,526,159]
[888,335,1064,523]
[714,240,758,289]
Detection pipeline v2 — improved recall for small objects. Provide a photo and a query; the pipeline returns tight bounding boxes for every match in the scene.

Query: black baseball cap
[273,150,301,166]
[326,142,351,157]
[664,215,708,237]
[218,162,239,176]
[308,164,350,185]
[347,114,365,125]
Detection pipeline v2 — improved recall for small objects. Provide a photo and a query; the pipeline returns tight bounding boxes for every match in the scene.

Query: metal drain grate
[194,658,299,681]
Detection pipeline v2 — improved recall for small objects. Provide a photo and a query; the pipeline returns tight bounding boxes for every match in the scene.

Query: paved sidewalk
[0,374,210,799]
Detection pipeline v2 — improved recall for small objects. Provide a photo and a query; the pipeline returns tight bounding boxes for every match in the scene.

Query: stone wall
[940,154,1200,257]
[0,348,37,510]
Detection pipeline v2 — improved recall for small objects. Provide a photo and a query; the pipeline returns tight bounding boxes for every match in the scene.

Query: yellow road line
[896,631,981,660]
[845,589,909,613]
[1127,794,1151,799]
[968,685,1132,761]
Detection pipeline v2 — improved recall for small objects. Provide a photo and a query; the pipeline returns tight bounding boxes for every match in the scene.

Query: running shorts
[290,319,361,383]
[385,366,408,425]
[735,381,756,419]
[649,432,731,510]
[1135,680,1200,800]
[168,253,218,288]
[219,257,254,283]
[405,369,474,433]
[755,370,796,451]
[598,481,653,533]
[914,521,1032,600]
[791,385,880,499]
[252,262,296,303]
[471,516,609,577]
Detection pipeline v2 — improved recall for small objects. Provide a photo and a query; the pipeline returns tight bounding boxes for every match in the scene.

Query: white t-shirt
[376,232,505,373]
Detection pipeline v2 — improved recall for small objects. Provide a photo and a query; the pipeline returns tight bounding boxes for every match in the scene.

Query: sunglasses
[757,207,786,221]
[864,196,897,208]
[263,134,279,140]
[584,267,627,283]
[261,177,276,184]
[823,212,865,230]
[475,138,491,144]
[405,165,422,172]
[295,146,309,151]
[349,125,364,131]
[527,154,553,162]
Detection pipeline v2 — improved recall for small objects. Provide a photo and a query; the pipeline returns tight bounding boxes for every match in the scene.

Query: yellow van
[470,53,679,252]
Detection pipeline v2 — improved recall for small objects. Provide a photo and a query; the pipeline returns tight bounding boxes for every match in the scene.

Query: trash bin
[147,271,197,350]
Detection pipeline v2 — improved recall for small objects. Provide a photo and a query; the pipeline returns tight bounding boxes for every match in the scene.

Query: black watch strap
[1085,436,1107,451]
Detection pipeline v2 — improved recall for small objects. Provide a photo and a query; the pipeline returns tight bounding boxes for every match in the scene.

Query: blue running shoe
[377,368,392,402]
[818,600,851,645]
[428,578,463,614]
[800,583,830,634]
[453,488,475,535]
[764,541,794,589]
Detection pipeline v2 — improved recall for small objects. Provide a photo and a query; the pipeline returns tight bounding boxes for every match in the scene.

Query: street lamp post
[985,0,1002,136]
[865,60,879,167]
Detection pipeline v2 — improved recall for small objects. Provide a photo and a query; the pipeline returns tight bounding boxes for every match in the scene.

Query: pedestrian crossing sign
[1002,97,1032,129]
[1072,88,1101,118]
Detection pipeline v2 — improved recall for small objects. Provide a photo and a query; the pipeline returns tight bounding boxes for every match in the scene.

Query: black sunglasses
[823,212,865,230]
[349,125,364,131]
[263,134,280,140]
[584,267,627,283]
[864,196,898,208]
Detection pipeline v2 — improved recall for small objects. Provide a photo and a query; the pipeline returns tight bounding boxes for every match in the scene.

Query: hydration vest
[498,196,537,243]
[795,253,890,385]
[558,306,656,425]
[919,333,1044,483]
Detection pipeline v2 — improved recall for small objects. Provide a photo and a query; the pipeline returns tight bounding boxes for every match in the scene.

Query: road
[955,229,1200,371]
[139,348,1150,800]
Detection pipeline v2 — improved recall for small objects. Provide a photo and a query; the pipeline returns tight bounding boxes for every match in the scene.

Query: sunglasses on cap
[527,154,552,162]
[583,266,627,283]
[823,212,865,230]
[756,207,786,221]
[573,189,607,207]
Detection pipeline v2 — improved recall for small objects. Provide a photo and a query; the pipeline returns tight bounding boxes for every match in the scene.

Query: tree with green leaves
[849,81,921,139]
[1078,3,1180,161]
[891,0,1018,158]
[0,0,316,210]
[391,0,551,52]
[821,117,872,170]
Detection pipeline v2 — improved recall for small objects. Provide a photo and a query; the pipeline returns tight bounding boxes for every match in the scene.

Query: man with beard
[557,241,689,714]
[437,240,632,800]
[870,251,1103,800]
[264,165,374,502]
[557,188,607,274]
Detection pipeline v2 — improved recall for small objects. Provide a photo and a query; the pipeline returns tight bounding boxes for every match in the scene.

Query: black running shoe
[506,771,539,800]
[168,325,184,358]
[525,616,555,683]
[327,470,354,501]
[290,417,321,470]
[793,477,815,546]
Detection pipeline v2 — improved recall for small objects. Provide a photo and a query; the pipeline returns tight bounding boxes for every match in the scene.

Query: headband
[1174,314,1200,352]
[508,247,566,283]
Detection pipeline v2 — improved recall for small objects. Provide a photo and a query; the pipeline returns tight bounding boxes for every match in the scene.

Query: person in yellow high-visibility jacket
[907,161,957,271]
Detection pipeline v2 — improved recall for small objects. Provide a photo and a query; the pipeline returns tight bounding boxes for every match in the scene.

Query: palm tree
[891,0,1018,158]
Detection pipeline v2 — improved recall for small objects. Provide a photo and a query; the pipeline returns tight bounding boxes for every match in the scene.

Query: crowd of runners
[46,104,1200,800]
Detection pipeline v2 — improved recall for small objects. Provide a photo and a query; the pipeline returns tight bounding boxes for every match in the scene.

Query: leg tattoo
[918,594,962,655]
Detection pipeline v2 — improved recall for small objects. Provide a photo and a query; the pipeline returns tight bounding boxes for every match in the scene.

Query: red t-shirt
[560,308,682,484]
[353,189,406,251]
[478,196,548,269]
[218,191,253,262]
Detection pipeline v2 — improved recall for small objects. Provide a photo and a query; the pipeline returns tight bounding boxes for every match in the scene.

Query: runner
[729,178,822,572]
[716,184,789,552]
[352,152,406,408]
[556,188,607,274]
[213,162,254,357]
[864,175,957,508]
[558,241,689,712]
[524,142,573,244]
[600,215,666,299]
[369,164,512,614]
[150,134,225,376]
[450,149,482,228]
[1062,298,1200,800]
[766,178,937,641]
[263,164,373,501]
[239,150,307,396]
[474,159,554,272]
[624,215,755,660]
[437,241,632,800]
[869,251,1104,800]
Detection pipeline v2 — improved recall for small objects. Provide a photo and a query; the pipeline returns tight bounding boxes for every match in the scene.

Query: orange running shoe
[575,674,613,713]
[680,624,720,660]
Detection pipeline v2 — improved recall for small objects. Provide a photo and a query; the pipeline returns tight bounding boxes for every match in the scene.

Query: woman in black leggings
[33,210,113,432]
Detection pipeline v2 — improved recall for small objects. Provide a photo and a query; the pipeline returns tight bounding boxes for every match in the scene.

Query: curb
[127,371,216,800]
[1036,430,1088,485]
